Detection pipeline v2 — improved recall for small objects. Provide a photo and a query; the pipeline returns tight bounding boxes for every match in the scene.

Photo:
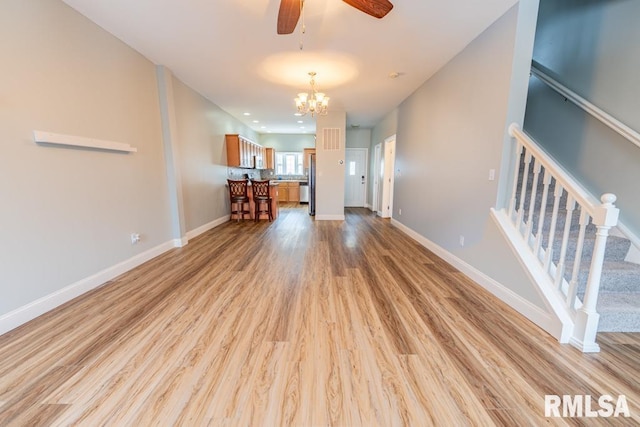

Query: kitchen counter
[270,179,308,184]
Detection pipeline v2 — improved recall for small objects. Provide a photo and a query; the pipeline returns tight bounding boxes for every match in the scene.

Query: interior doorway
[372,143,382,213]
[380,135,396,218]
[344,148,368,207]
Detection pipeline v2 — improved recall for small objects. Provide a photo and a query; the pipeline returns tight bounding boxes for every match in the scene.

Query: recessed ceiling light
[300,126,305,129]
[294,113,303,116]
[243,112,251,116]
[388,71,400,79]
[261,126,266,129]
[297,120,303,124]
[253,120,259,123]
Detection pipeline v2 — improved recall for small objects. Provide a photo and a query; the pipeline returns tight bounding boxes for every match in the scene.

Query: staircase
[518,156,640,333]
[492,124,640,352]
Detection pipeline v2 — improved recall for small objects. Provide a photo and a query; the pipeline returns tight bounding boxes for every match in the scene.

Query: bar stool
[251,180,273,222]
[227,179,250,222]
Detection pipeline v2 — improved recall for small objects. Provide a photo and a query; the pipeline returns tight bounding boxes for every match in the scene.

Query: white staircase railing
[494,123,619,352]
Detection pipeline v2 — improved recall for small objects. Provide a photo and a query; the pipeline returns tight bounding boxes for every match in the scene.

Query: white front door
[344,148,367,207]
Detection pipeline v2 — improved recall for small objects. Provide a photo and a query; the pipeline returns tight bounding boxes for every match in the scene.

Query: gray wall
[524,0,640,235]
[171,77,257,232]
[383,4,546,308]
[258,134,315,152]
[346,128,372,148]
[0,0,258,321]
[0,0,171,315]
[316,110,347,219]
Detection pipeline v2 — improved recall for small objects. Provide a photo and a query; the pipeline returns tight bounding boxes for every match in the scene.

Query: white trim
[173,237,188,248]
[186,215,230,240]
[364,203,372,210]
[315,214,346,221]
[0,240,176,336]
[33,130,137,153]
[489,209,574,342]
[391,218,563,341]
[530,62,640,150]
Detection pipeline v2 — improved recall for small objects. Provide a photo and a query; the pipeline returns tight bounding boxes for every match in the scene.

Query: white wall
[524,0,640,235]
[381,3,548,310]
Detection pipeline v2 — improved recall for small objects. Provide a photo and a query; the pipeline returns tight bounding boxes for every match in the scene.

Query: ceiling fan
[277,0,394,34]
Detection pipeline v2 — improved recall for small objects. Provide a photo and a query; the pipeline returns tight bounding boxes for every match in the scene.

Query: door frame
[380,135,396,218]
[344,147,368,208]
[372,143,382,213]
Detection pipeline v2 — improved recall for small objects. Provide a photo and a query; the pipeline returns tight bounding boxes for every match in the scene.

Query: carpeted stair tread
[596,293,640,332]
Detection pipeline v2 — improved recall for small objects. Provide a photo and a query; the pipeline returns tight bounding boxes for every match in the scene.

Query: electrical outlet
[459,235,465,247]
[399,208,402,215]
[489,169,496,181]
[131,233,141,244]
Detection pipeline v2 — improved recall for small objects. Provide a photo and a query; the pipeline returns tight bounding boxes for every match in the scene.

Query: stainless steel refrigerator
[309,153,316,216]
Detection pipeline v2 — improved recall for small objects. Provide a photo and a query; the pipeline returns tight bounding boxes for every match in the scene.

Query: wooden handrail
[530,61,640,150]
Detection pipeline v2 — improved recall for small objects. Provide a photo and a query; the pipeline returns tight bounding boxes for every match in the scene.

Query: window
[275,152,304,175]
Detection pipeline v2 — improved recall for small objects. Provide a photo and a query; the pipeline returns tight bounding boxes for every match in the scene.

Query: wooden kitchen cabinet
[276,182,300,202]
[288,182,300,202]
[303,148,316,169]
[226,134,264,168]
[278,183,289,202]
[265,148,275,169]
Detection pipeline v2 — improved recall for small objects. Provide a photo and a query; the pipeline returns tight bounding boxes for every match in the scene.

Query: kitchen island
[229,181,279,221]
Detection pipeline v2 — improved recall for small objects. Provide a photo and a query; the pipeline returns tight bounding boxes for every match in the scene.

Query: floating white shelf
[33,130,137,153]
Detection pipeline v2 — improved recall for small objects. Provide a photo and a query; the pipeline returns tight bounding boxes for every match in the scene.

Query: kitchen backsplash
[227,168,307,181]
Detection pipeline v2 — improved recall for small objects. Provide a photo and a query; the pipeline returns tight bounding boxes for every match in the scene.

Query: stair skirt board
[390,218,563,341]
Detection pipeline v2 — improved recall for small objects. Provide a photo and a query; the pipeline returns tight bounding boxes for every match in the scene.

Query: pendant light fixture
[295,72,329,117]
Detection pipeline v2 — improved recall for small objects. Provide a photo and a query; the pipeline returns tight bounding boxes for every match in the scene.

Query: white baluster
[567,209,590,311]
[508,142,524,222]
[571,194,619,353]
[525,159,542,244]
[544,181,563,275]
[534,169,551,261]
[516,151,532,234]
[554,195,576,293]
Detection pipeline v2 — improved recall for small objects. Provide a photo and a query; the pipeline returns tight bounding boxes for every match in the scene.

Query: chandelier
[295,72,329,117]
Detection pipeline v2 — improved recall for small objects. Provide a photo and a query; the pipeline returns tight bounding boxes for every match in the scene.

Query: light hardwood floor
[0,206,638,426]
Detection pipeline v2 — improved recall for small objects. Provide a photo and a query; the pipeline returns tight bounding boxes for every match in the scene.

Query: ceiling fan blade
[342,0,393,19]
[277,0,301,34]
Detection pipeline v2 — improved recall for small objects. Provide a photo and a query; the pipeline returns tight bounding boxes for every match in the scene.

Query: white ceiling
[61,0,517,134]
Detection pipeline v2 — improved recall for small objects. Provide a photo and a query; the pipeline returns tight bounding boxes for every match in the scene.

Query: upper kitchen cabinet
[303,148,316,169]
[225,134,265,168]
[265,148,275,170]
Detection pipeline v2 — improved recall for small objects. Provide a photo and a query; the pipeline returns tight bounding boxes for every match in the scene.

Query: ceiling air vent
[323,128,341,151]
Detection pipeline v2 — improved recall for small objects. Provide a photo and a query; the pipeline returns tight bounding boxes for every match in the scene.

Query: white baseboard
[390,218,562,340]
[0,239,176,336]
[315,214,345,221]
[186,215,230,241]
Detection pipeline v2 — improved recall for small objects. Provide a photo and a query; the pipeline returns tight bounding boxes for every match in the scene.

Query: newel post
[570,194,619,353]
